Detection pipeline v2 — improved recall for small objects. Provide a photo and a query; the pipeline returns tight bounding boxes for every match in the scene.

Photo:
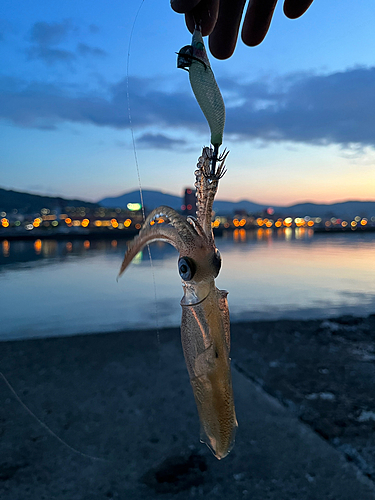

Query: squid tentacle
[118,206,200,278]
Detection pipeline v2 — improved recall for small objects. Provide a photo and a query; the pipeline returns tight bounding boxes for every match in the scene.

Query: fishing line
[0,371,109,462]
[1,3,161,465]
[126,0,160,347]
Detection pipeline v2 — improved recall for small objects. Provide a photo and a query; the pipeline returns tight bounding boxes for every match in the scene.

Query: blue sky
[1,0,375,205]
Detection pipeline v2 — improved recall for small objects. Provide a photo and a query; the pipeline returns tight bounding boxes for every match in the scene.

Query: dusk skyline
[2,0,375,205]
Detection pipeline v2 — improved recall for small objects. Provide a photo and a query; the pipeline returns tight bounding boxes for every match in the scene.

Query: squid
[119,27,237,459]
[118,148,237,459]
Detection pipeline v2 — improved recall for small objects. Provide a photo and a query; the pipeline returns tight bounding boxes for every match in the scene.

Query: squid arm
[119,148,237,459]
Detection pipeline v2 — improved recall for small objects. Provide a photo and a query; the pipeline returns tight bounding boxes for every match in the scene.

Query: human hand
[171,0,314,59]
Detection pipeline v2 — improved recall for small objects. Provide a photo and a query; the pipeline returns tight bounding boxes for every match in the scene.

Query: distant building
[181,188,197,216]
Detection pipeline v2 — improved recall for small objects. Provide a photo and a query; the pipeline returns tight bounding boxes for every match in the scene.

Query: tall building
[181,188,197,216]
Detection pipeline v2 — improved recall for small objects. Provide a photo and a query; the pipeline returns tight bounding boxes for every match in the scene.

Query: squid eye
[212,248,222,275]
[178,257,196,281]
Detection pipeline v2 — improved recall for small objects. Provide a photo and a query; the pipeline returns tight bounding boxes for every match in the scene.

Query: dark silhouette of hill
[2,186,375,219]
[0,187,99,214]
[100,190,183,211]
[99,189,375,218]
[277,201,375,219]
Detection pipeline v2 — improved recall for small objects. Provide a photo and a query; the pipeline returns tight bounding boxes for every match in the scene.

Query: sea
[1,228,375,341]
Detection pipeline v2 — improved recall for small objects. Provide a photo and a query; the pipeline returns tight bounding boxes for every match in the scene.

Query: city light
[127,203,142,211]
[284,217,292,227]
[34,239,42,254]
[2,240,10,257]
[2,192,375,240]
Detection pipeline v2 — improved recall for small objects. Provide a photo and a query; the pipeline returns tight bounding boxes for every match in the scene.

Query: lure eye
[177,45,193,70]
[178,257,196,281]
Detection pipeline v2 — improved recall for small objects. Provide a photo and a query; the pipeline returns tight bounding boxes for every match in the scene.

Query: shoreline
[0,311,373,343]
[1,315,375,498]
[2,224,375,242]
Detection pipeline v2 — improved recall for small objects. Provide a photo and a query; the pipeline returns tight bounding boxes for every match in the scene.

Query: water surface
[1,229,375,340]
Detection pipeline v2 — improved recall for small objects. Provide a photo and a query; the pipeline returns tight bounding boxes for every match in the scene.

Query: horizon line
[2,185,375,208]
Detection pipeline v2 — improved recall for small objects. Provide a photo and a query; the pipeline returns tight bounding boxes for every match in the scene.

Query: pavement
[1,324,375,499]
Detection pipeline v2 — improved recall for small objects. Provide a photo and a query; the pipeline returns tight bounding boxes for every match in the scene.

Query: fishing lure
[178,27,225,171]
[119,29,237,459]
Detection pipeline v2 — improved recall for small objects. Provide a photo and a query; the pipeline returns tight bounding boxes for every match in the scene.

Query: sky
[1,0,375,206]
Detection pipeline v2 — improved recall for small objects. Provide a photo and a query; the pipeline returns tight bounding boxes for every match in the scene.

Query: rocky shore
[1,315,375,499]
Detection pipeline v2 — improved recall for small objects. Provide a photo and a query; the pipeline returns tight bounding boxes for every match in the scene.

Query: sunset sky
[1,0,375,206]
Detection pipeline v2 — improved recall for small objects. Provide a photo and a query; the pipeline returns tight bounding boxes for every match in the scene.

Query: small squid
[118,148,237,459]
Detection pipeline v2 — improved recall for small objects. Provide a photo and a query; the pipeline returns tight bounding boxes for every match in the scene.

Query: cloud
[27,19,77,65]
[223,66,375,148]
[27,46,76,65]
[29,19,76,46]
[2,66,375,149]
[27,20,105,65]
[137,133,185,149]
[0,76,199,130]
[88,24,100,34]
[76,43,106,58]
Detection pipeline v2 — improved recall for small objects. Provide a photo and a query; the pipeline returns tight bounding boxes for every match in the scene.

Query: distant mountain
[274,201,375,219]
[99,189,266,214]
[214,199,265,214]
[2,186,375,219]
[99,190,182,211]
[0,187,99,214]
[99,189,375,219]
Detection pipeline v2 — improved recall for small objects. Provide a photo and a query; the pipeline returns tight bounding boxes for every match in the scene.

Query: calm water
[1,229,375,340]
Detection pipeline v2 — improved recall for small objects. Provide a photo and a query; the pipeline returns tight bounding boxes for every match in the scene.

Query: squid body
[119,148,237,459]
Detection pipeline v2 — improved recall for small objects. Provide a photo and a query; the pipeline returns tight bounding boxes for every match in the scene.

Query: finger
[185,0,220,36]
[171,0,201,14]
[241,0,278,47]
[208,0,248,59]
[283,0,314,19]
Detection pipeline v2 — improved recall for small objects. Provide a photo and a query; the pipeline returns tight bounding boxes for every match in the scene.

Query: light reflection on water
[1,228,375,340]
